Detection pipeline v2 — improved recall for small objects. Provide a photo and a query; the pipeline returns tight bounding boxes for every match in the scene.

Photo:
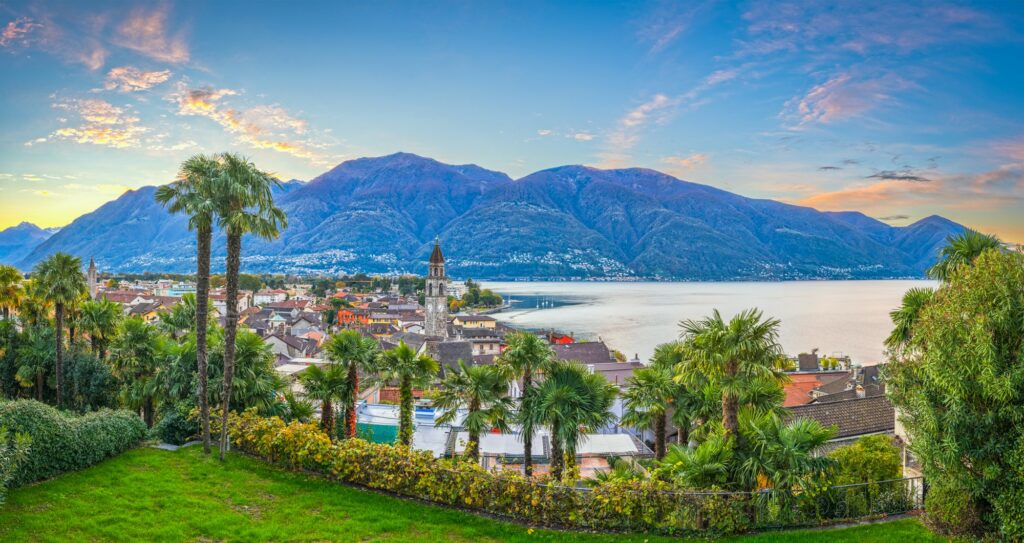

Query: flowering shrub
[227,410,920,535]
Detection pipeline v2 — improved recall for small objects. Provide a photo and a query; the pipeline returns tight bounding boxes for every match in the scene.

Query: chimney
[855,385,865,399]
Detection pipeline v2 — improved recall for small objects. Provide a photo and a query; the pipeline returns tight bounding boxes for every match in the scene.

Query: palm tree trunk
[36,373,43,401]
[399,376,413,446]
[144,397,155,428]
[55,302,64,408]
[467,398,481,463]
[564,444,577,481]
[722,392,739,438]
[722,360,739,437]
[322,397,334,436]
[655,412,667,459]
[347,365,358,439]
[196,224,212,455]
[550,418,563,481]
[218,230,242,460]
[522,369,533,477]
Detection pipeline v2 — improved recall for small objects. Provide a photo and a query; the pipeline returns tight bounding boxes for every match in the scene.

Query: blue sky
[1,0,1023,240]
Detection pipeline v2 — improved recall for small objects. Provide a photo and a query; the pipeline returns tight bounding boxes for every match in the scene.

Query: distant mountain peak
[12,153,968,279]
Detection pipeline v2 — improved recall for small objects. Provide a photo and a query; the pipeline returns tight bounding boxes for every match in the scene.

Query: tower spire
[424,239,448,338]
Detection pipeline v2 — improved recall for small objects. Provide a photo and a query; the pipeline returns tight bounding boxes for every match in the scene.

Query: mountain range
[6,152,964,280]
[0,222,59,265]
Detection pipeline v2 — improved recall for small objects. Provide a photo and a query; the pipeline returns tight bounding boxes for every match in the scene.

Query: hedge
[0,400,146,487]
[227,411,922,535]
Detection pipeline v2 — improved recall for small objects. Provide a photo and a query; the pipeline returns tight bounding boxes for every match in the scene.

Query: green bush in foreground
[0,400,145,487]
[0,426,30,505]
[887,249,1024,538]
[150,401,199,446]
[227,410,918,536]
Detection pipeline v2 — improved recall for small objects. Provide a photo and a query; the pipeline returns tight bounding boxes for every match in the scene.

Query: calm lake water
[481,280,935,366]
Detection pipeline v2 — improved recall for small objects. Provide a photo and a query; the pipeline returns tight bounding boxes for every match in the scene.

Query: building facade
[424,239,448,338]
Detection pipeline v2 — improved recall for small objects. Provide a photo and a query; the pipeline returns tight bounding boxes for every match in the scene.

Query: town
[65,239,902,480]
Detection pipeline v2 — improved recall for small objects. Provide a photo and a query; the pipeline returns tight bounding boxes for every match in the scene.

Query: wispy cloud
[597,94,679,168]
[112,4,188,63]
[169,83,325,162]
[597,67,740,168]
[866,169,931,183]
[62,183,131,196]
[103,66,172,92]
[797,163,1024,213]
[877,214,909,221]
[2,3,189,70]
[31,98,147,148]
[660,153,708,175]
[0,17,41,47]
[636,1,715,53]
[818,165,842,171]
[781,72,914,127]
[740,1,1005,58]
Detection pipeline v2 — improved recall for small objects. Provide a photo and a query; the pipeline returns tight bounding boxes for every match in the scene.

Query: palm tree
[927,229,1002,282]
[17,280,51,328]
[434,361,513,463]
[214,152,287,460]
[496,331,553,477]
[32,252,87,408]
[223,330,285,415]
[885,287,934,354]
[15,326,55,401]
[109,317,165,427]
[736,413,835,492]
[524,360,617,481]
[0,265,24,320]
[622,365,677,460]
[678,308,784,439]
[378,341,439,446]
[158,293,198,339]
[659,434,734,489]
[322,329,379,438]
[79,298,121,360]
[300,363,349,436]
[157,154,221,454]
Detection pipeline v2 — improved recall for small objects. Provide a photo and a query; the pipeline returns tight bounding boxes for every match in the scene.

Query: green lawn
[0,447,945,542]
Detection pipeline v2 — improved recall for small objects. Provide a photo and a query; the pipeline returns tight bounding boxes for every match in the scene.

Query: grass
[0,446,946,542]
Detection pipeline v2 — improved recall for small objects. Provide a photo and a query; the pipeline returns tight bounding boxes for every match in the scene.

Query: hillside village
[81,241,903,478]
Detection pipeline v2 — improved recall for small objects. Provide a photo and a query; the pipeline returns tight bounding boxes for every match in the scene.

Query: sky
[1,0,1023,241]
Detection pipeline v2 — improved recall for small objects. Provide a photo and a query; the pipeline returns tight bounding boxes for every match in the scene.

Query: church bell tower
[87,257,98,300]
[424,239,448,338]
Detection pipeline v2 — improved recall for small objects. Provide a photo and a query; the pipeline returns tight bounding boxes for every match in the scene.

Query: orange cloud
[661,153,708,170]
[782,73,914,127]
[0,17,41,47]
[796,164,1024,213]
[113,4,188,63]
[33,98,147,148]
[104,66,172,92]
[170,84,322,161]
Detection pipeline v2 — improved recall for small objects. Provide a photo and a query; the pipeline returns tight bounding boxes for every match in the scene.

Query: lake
[480,280,935,366]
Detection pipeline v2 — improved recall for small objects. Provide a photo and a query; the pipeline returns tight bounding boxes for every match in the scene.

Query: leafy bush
[151,401,199,446]
[0,426,30,505]
[828,435,901,484]
[0,400,146,487]
[924,478,984,537]
[887,250,1024,537]
[227,410,918,535]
